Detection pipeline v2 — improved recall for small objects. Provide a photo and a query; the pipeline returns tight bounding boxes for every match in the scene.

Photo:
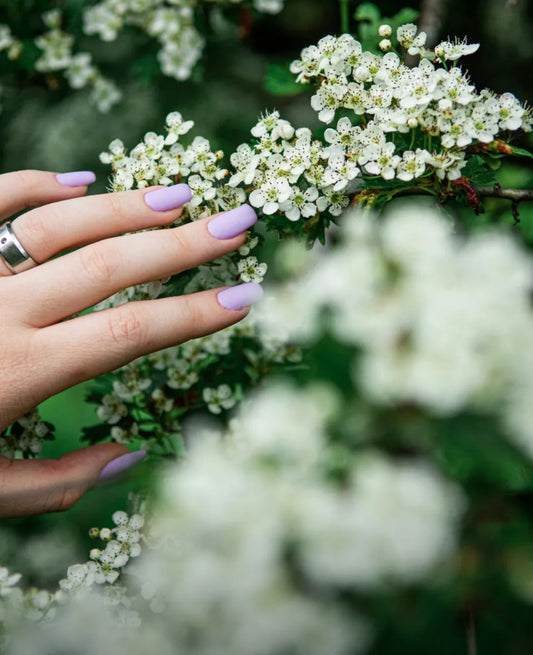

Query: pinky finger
[33,284,263,396]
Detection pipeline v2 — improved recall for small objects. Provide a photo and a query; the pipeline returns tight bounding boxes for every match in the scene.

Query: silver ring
[0,222,37,274]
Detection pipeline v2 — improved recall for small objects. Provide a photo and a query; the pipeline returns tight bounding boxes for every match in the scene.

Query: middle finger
[12,204,258,326]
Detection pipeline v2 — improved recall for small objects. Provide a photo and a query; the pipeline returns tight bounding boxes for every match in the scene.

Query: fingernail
[217,282,264,310]
[144,184,192,211]
[98,450,146,483]
[207,204,257,239]
[56,171,96,187]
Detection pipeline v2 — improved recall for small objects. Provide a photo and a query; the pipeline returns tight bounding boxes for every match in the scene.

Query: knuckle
[108,193,128,224]
[106,305,148,348]
[15,208,58,259]
[181,294,204,332]
[79,243,117,284]
[12,170,40,204]
[168,225,192,257]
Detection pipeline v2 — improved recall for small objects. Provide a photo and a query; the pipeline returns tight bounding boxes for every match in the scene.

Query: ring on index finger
[0,222,37,274]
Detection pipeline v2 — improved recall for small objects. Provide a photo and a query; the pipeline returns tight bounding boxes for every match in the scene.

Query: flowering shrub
[1,2,533,653]
[0,0,285,113]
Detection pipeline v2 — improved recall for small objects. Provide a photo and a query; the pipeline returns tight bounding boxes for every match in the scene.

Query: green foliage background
[0,1,532,652]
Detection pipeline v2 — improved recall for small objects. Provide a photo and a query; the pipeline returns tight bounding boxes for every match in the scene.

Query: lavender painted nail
[98,450,147,483]
[144,184,192,211]
[56,171,96,187]
[217,282,264,310]
[207,204,258,239]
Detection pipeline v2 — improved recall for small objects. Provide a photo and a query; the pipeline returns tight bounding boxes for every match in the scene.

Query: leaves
[264,61,306,97]
[462,155,497,187]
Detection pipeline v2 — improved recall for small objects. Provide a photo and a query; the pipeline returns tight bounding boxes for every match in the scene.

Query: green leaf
[508,145,533,159]
[462,154,497,187]
[82,424,111,444]
[390,7,419,26]
[264,62,305,97]
[354,2,381,22]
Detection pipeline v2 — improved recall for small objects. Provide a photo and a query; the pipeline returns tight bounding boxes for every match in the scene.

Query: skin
[0,170,252,518]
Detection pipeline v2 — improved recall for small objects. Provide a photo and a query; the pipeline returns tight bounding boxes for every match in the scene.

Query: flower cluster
[34,10,121,112]
[99,25,531,245]
[2,382,464,655]
[0,1,285,114]
[0,409,52,459]
[84,0,285,82]
[262,204,533,459]
[286,28,530,186]
[60,508,145,593]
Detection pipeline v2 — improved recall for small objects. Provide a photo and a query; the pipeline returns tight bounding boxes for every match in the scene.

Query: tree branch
[476,185,533,202]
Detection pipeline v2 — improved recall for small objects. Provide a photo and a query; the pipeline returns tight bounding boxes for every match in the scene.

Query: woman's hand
[0,169,262,517]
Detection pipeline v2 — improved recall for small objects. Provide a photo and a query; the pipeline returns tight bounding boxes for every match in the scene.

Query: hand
[0,169,261,517]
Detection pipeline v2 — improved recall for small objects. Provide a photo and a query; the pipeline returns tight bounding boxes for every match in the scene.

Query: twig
[385,184,533,221]
[476,185,533,202]
[391,185,533,202]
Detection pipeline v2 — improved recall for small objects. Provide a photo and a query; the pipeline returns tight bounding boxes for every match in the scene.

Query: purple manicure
[207,204,258,239]
[98,450,146,483]
[217,282,264,310]
[144,184,192,211]
[56,171,96,187]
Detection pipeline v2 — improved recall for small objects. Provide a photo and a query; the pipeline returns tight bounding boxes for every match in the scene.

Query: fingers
[0,184,193,278]
[30,285,262,397]
[13,205,257,326]
[0,444,139,518]
[0,170,95,222]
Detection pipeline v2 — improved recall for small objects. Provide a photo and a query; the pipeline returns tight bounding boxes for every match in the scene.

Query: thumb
[0,444,146,518]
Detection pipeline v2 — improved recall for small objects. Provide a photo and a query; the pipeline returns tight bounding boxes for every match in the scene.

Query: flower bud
[90,548,101,560]
[354,65,371,81]
[434,45,445,58]
[378,24,392,38]
[88,527,100,538]
[407,117,418,129]
[379,39,392,52]
[100,527,112,541]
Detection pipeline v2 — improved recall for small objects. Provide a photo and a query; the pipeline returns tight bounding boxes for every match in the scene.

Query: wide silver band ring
[0,222,37,274]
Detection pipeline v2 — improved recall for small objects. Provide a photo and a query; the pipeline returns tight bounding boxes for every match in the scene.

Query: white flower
[249,177,291,215]
[65,52,95,88]
[280,185,320,221]
[310,83,346,123]
[434,38,480,62]
[396,23,427,55]
[360,141,400,180]
[251,111,294,141]
[97,393,128,424]
[167,360,199,390]
[202,384,236,414]
[396,149,427,181]
[237,256,268,283]
[465,107,498,144]
[322,146,360,190]
[165,111,194,145]
[497,92,524,131]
